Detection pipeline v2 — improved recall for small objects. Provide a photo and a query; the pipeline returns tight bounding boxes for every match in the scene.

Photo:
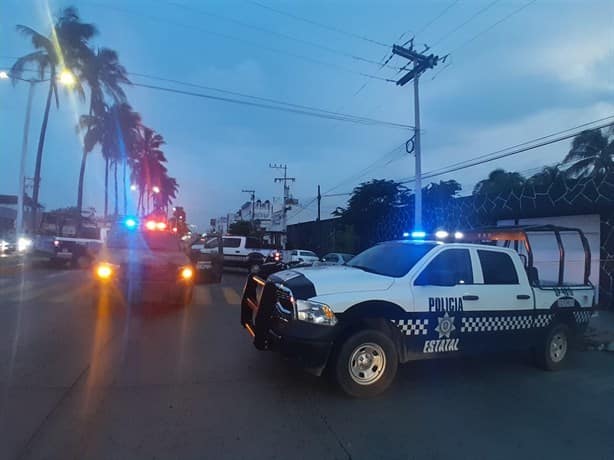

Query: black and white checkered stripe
[461,313,553,332]
[391,319,429,336]
[573,310,592,324]
[461,315,532,332]
[534,313,553,328]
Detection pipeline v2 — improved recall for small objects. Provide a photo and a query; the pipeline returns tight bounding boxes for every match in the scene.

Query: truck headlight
[295,299,337,326]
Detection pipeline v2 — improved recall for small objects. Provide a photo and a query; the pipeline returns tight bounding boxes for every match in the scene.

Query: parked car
[190,235,223,284]
[320,252,354,265]
[289,249,319,264]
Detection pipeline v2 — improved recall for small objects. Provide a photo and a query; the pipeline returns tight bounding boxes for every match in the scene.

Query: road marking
[193,286,212,305]
[222,287,241,305]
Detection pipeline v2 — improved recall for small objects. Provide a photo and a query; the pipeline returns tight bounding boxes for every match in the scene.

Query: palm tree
[562,128,614,179]
[153,174,179,214]
[473,169,526,195]
[529,165,562,187]
[79,103,141,218]
[76,48,130,221]
[11,7,96,227]
[131,127,167,215]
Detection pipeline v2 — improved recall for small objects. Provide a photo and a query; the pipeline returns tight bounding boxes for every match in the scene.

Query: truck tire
[331,329,398,398]
[535,323,570,371]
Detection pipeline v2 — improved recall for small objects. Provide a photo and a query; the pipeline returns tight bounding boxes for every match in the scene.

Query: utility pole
[269,163,295,247]
[17,81,36,236]
[242,189,256,230]
[392,41,444,231]
[317,185,321,222]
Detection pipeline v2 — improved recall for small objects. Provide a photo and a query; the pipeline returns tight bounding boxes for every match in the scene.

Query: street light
[58,69,76,87]
[130,184,137,191]
[0,71,9,80]
[152,186,160,194]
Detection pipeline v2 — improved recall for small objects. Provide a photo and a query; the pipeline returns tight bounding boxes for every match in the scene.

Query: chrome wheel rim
[348,342,386,385]
[550,332,568,363]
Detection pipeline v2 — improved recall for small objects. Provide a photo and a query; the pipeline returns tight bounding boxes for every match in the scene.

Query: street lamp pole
[16,81,36,235]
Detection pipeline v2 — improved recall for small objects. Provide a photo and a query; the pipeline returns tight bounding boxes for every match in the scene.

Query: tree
[423,180,462,206]
[334,179,411,247]
[76,47,130,222]
[562,128,614,179]
[11,7,96,225]
[528,165,562,187]
[228,220,252,236]
[131,126,168,215]
[152,173,179,213]
[473,169,526,195]
[80,103,141,217]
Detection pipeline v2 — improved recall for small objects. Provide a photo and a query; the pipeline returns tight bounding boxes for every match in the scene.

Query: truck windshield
[347,242,436,277]
[106,232,181,252]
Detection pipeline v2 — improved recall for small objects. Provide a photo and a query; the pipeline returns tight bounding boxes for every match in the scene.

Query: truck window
[223,237,241,248]
[301,251,317,257]
[245,238,261,249]
[291,250,298,256]
[478,250,519,285]
[415,249,473,285]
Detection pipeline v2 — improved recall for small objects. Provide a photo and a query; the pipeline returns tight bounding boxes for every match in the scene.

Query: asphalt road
[0,265,613,460]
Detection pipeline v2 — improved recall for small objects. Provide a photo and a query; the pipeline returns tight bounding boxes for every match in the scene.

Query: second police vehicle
[241,226,595,397]
[92,217,195,306]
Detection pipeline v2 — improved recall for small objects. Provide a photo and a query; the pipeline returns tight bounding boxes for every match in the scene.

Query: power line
[6,63,413,130]
[450,0,537,55]
[430,0,502,48]
[128,72,404,126]
[428,0,537,82]
[161,1,401,70]
[244,0,389,48]
[323,142,408,194]
[81,2,396,82]
[414,0,461,37]
[130,81,413,130]
[400,118,614,184]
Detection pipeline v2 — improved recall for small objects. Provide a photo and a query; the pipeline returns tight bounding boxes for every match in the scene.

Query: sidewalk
[584,310,614,352]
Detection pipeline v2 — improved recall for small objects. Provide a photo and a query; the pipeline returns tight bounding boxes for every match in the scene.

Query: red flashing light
[145,220,156,231]
[156,222,167,231]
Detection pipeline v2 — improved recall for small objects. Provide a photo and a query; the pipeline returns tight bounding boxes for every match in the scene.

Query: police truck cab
[241,226,595,398]
[92,217,195,306]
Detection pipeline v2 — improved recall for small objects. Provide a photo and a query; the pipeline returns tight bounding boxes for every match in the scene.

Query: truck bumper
[96,279,192,304]
[241,275,336,376]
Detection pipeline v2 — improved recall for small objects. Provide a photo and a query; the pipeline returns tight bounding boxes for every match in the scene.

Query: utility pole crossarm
[391,41,440,231]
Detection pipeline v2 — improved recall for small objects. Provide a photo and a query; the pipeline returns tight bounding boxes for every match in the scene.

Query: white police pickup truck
[241,225,595,398]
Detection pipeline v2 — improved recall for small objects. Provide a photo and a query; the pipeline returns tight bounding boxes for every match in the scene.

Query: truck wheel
[332,329,398,398]
[536,323,570,371]
[248,262,261,274]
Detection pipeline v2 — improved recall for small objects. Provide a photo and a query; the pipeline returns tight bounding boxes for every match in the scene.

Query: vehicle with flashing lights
[200,235,272,273]
[92,217,194,306]
[241,225,595,398]
[34,210,104,268]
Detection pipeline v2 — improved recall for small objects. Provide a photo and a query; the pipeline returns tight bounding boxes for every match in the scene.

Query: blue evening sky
[1,0,613,230]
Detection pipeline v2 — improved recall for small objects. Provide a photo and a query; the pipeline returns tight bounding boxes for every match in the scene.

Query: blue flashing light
[411,231,426,239]
[402,232,410,238]
[125,218,137,229]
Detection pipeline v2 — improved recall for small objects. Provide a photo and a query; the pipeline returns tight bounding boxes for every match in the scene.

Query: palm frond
[16,25,54,53]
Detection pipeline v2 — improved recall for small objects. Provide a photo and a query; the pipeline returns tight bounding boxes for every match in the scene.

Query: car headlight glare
[96,263,116,279]
[180,266,194,280]
[295,299,337,326]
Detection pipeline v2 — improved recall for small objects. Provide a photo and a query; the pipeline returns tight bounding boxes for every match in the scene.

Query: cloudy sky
[1,0,612,230]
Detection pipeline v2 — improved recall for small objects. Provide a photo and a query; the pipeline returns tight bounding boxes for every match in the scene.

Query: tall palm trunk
[31,80,54,230]
[104,157,109,218]
[113,161,119,216]
[76,102,94,231]
[122,158,127,215]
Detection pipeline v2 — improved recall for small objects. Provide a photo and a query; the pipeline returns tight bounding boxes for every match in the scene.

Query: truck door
[411,248,476,356]
[463,248,535,351]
